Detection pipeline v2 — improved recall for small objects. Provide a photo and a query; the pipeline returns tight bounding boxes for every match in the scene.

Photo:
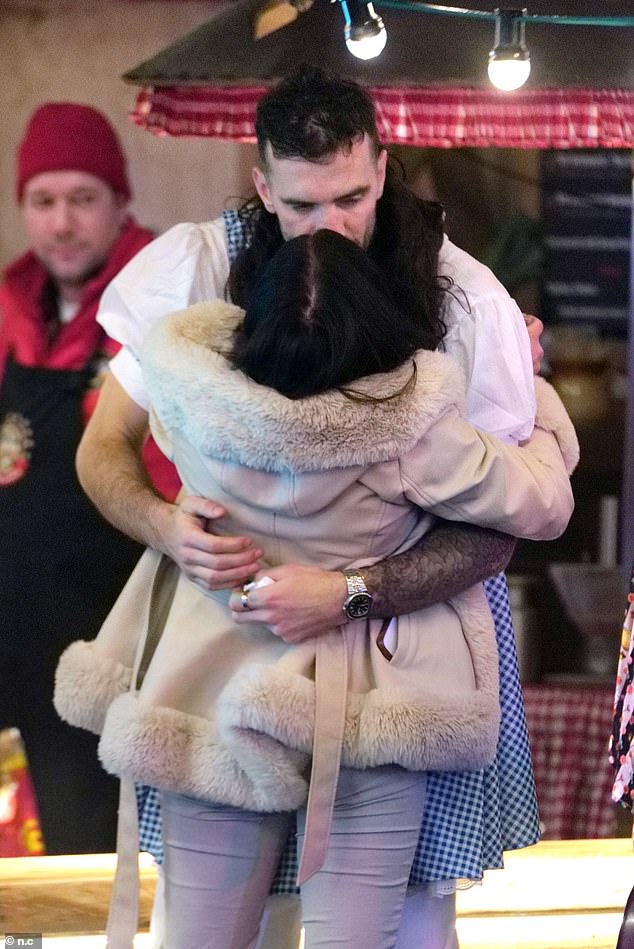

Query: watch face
[346,593,372,619]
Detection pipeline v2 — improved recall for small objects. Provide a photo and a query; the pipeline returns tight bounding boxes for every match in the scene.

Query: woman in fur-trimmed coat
[56,230,578,949]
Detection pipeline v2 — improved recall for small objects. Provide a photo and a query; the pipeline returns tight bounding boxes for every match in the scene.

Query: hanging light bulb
[488,8,531,91]
[338,0,387,60]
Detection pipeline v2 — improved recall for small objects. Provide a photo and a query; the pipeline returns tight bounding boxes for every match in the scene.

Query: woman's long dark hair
[229,229,432,399]
[227,163,449,353]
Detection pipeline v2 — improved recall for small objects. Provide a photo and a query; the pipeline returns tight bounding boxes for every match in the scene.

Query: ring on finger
[240,590,251,611]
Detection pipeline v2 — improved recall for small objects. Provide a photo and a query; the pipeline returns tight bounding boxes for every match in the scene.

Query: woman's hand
[523,312,545,375]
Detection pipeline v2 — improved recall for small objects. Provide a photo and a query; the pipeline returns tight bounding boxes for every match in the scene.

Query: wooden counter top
[0,852,156,936]
[1,839,632,947]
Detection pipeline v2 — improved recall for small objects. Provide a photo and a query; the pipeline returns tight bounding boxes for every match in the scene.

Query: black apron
[0,356,144,853]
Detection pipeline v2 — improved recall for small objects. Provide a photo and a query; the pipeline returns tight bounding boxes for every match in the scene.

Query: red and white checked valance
[131,85,634,149]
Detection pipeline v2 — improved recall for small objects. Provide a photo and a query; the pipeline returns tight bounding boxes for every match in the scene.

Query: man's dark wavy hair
[230,230,429,400]
[228,66,449,351]
[255,64,381,166]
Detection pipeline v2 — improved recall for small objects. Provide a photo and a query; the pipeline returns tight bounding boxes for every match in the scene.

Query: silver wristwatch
[342,570,373,620]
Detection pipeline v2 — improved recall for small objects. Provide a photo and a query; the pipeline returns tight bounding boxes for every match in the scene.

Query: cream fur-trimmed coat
[55,301,578,814]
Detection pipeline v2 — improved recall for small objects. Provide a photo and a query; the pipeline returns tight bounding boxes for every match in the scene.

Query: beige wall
[0,0,257,269]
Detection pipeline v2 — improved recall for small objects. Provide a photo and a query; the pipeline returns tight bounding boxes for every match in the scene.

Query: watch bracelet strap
[344,570,369,596]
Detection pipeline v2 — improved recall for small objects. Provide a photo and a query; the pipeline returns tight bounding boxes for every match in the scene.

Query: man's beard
[45,255,108,292]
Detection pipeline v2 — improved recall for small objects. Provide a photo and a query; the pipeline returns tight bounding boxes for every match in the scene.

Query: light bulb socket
[347,19,384,42]
[489,7,529,63]
[339,0,385,43]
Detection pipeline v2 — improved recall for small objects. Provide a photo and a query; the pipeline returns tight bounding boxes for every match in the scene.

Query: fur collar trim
[141,301,466,472]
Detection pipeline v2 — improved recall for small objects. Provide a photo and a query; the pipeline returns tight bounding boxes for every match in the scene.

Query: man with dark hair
[0,103,178,854]
[77,67,543,946]
[256,64,382,158]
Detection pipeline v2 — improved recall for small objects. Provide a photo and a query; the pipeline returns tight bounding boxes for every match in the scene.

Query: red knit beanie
[16,102,131,201]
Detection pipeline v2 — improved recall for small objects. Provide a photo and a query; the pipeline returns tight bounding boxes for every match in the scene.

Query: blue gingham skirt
[136,574,540,890]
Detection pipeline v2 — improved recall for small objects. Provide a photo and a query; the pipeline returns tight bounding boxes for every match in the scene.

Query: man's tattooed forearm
[364,523,516,618]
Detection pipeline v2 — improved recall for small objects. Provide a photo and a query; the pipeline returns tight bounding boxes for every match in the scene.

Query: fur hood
[140,301,466,473]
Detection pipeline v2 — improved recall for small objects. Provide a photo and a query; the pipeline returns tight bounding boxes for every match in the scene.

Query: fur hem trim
[141,301,467,472]
[218,584,500,774]
[54,640,132,736]
[219,665,500,774]
[534,377,580,474]
[98,693,309,813]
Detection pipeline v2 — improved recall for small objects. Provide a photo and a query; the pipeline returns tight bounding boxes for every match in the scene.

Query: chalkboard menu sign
[541,150,632,337]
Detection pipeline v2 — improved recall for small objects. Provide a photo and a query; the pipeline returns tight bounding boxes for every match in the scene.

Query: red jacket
[0,217,180,501]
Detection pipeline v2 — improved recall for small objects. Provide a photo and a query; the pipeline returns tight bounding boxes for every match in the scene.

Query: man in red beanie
[0,102,179,854]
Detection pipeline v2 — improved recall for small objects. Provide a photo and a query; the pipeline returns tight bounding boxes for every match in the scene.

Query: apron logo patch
[0,412,33,486]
